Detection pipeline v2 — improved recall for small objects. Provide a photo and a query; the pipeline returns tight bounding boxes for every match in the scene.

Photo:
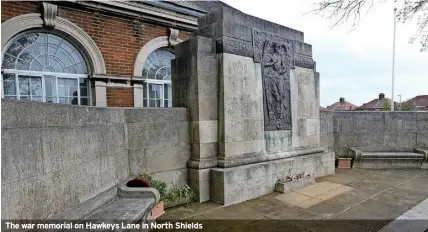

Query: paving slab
[378,197,428,232]
[275,192,312,206]
[292,181,343,197]
[158,169,428,232]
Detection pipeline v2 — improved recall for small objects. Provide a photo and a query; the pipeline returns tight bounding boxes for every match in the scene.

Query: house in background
[403,95,428,111]
[325,97,357,111]
[355,93,398,111]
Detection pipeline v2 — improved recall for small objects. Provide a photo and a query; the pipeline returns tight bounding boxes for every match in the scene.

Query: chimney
[379,93,385,99]
[339,97,345,103]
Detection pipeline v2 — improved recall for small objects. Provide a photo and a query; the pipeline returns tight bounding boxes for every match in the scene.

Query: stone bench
[351,148,428,169]
[52,184,160,231]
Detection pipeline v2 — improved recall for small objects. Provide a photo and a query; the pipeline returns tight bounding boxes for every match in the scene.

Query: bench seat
[52,184,160,232]
[351,148,428,169]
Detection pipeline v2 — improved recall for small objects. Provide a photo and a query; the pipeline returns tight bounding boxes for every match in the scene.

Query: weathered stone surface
[1,128,44,184]
[14,101,70,128]
[189,168,211,202]
[321,111,428,152]
[210,151,334,206]
[198,7,305,45]
[218,53,265,159]
[151,169,188,188]
[1,100,192,219]
[265,130,292,153]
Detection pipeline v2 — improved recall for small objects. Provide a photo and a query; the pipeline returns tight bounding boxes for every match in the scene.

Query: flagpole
[391,8,397,111]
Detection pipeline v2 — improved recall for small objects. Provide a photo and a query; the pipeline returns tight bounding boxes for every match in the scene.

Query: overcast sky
[221,0,428,107]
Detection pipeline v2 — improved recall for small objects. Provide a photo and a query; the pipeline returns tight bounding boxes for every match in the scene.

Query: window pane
[32,97,42,102]
[30,77,42,96]
[143,99,147,107]
[20,96,30,101]
[70,97,78,105]
[79,79,89,97]
[4,32,88,74]
[69,86,78,97]
[149,84,161,99]
[57,78,67,97]
[143,83,147,99]
[164,100,172,108]
[59,97,68,104]
[164,84,171,99]
[5,96,16,100]
[2,54,16,69]
[46,97,56,103]
[80,98,89,106]
[6,42,23,57]
[149,99,161,107]
[18,76,30,95]
[2,74,16,95]
[44,76,56,96]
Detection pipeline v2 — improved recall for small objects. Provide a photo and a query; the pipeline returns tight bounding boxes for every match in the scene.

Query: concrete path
[378,197,428,232]
[156,169,428,232]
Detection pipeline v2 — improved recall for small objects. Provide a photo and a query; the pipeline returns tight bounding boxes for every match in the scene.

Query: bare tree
[310,0,428,51]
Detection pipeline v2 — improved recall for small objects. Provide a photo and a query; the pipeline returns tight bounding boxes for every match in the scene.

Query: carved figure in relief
[262,39,292,129]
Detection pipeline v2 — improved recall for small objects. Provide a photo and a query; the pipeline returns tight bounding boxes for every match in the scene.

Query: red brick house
[1,1,225,107]
[325,97,357,111]
[404,95,428,111]
[355,93,398,111]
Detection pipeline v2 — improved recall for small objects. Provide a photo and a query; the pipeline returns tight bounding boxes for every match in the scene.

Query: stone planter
[151,201,165,219]
[337,158,352,168]
[275,176,315,193]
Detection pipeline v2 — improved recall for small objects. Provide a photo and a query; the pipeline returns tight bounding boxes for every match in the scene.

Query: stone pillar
[171,37,218,202]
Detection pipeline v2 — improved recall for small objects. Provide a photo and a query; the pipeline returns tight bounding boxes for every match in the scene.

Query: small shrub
[140,173,195,206]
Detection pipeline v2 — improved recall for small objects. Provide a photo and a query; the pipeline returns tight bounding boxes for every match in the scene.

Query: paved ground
[156,168,428,232]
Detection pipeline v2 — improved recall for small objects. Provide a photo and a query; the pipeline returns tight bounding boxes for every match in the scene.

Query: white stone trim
[94,81,107,107]
[1,13,106,74]
[133,36,182,77]
[133,83,145,107]
[42,2,57,28]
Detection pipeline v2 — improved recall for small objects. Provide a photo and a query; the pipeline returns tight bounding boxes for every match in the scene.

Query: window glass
[1,31,90,105]
[142,48,174,108]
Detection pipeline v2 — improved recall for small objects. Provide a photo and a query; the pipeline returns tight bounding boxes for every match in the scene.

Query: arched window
[1,31,90,105]
[141,48,174,107]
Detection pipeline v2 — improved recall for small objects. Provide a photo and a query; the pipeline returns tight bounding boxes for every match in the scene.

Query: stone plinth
[210,152,334,206]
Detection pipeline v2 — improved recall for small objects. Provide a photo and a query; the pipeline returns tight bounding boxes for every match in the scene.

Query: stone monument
[172,6,335,206]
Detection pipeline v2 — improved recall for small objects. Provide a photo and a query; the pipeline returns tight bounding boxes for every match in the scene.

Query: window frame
[1,69,91,105]
[141,47,174,108]
[1,30,92,105]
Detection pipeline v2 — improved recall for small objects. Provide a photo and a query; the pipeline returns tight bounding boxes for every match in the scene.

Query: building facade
[1,1,225,107]
[325,97,357,111]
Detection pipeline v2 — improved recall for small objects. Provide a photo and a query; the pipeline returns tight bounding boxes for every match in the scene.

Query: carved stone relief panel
[253,29,294,131]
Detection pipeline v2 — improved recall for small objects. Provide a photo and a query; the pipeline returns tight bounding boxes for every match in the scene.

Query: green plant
[140,173,195,206]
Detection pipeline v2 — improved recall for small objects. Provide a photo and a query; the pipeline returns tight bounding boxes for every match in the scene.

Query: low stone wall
[320,111,428,153]
[126,108,190,187]
[1,100,190,220]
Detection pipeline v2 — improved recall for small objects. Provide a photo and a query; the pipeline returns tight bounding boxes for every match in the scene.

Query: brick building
[325,97,357,111]
[404,95,428,111]
[1,1,225,107]
[355,93,398,111]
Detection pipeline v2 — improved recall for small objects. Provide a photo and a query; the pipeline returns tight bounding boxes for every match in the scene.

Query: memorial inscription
[253,29,294,131]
